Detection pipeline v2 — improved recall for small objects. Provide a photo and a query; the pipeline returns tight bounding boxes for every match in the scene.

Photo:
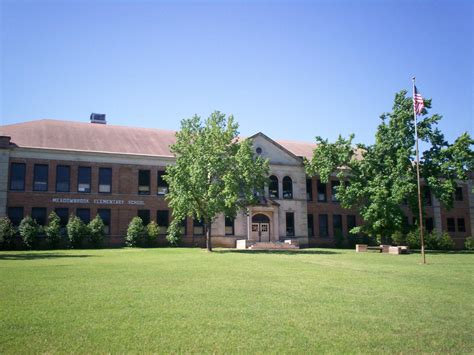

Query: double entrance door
[251,223,270,242]
[251,213,271,242]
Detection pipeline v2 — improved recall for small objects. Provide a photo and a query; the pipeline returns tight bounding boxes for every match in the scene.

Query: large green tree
[164,111,269,251]
[305,90,473,242]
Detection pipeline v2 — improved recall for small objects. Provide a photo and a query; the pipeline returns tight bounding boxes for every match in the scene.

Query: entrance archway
[251,213,271,242]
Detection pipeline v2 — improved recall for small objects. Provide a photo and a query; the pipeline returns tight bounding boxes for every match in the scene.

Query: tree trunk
[206,221,212,252]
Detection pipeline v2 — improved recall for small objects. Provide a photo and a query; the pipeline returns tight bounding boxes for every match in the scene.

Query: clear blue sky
[1,0,472,145]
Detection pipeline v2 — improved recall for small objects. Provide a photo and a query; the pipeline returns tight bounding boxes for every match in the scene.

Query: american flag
[414,85,424,115]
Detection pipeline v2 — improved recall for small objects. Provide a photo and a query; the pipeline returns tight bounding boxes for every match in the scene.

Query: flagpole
[412,77,426,264]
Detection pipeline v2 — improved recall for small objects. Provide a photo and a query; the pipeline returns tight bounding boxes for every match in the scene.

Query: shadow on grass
[216,249,341,255]
[421,250,474,255]
[0,253,96,261]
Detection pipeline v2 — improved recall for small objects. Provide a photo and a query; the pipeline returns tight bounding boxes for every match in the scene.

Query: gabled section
[248,132,304,166]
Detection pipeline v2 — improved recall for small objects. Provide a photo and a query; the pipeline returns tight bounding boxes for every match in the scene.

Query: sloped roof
[0,119,318,159]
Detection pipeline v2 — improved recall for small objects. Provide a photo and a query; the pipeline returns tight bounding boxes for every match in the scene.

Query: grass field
[1,248,473,353]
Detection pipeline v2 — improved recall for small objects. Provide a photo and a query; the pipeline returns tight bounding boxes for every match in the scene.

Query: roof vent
[90,113,106,124]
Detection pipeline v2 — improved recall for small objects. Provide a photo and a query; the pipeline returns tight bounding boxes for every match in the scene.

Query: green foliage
[88,215,105,248]
[406,228,454,250]
[426,230,454,250]
[126,217,145,247]
[391,231,407,246]
[18,216,41,249]
[0,217,16,249]
[45,212,62,248]
[146,221,159,247]
[305,90,473,240]
[406,229,421,249]
[67,215,87,248]
[464,237,474,250]
[164,111,269,251]
[166,219,182,247]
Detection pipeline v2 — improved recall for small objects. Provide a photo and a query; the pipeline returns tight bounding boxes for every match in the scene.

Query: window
[455,187,463,201]
[425,217,434,232]
[447,218,455,232]
[76,208,91,224]
[282,176,293,199]
[225,217,234,235]
[333,214,343,237]
[423,186,432,206]
[77,167,91,193]
[138,170,150,195]
[286,212,295,236]
[193,219,204,235]
[306,178,313,201]
[347,215,356,234]
[331,181,340,202]
[33,164,48,191]
[157,210,169,234]
[8,207,24,226]
[157,171,169,195]
[319,214,328,237]
[307,214,314,237]
[317,180,327,202]
[269,175,279,198]
[56,165,70,192]
[10,163,26,191]
[31,207,47,226]
[98,209,111,234]
[457,218,466,233]
[137,210,150,225]
[99,168,112,193]
[54,208,69,227]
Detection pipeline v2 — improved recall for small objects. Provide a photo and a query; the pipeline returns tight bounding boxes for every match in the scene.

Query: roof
[0,119,317,159]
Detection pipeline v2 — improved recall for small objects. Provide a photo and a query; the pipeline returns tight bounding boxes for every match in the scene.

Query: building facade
[1,119,473,248]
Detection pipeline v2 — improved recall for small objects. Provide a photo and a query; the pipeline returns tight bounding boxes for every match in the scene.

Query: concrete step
[248,241,299,250]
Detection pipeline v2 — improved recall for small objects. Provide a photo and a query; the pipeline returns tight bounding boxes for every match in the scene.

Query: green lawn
[1,248,473,353]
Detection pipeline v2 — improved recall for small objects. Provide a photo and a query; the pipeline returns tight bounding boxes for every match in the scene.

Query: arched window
[283,176,293,199]
[269,175,279,198]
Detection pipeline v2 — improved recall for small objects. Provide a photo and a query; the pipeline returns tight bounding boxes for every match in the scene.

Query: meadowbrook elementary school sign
[51,198,145,206]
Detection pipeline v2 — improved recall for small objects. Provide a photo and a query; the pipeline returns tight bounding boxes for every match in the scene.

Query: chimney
[90,113,106,124]
[0,136,11,149]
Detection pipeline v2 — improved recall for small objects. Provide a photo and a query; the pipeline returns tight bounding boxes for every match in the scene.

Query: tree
[67,215,87,248]
[45,212,61,248]
[18,216,41,249]
[305,90,473,243]
[164,111,269,251]
[88,215,105,248]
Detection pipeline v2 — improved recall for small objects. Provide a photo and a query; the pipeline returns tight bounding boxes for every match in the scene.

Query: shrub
[67,215,87,248]
[407,229,421,249]
[88,215,105,248]
[146,221,159,247]
[407,228,454,250]
[0,217,16,249]
[45,212,62,248]
[428,231,454,251]
[166,220,182,247]
[465,237,474,250]
[391,231,407,246]
[19,216,41,249]
[126,217,145,247]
